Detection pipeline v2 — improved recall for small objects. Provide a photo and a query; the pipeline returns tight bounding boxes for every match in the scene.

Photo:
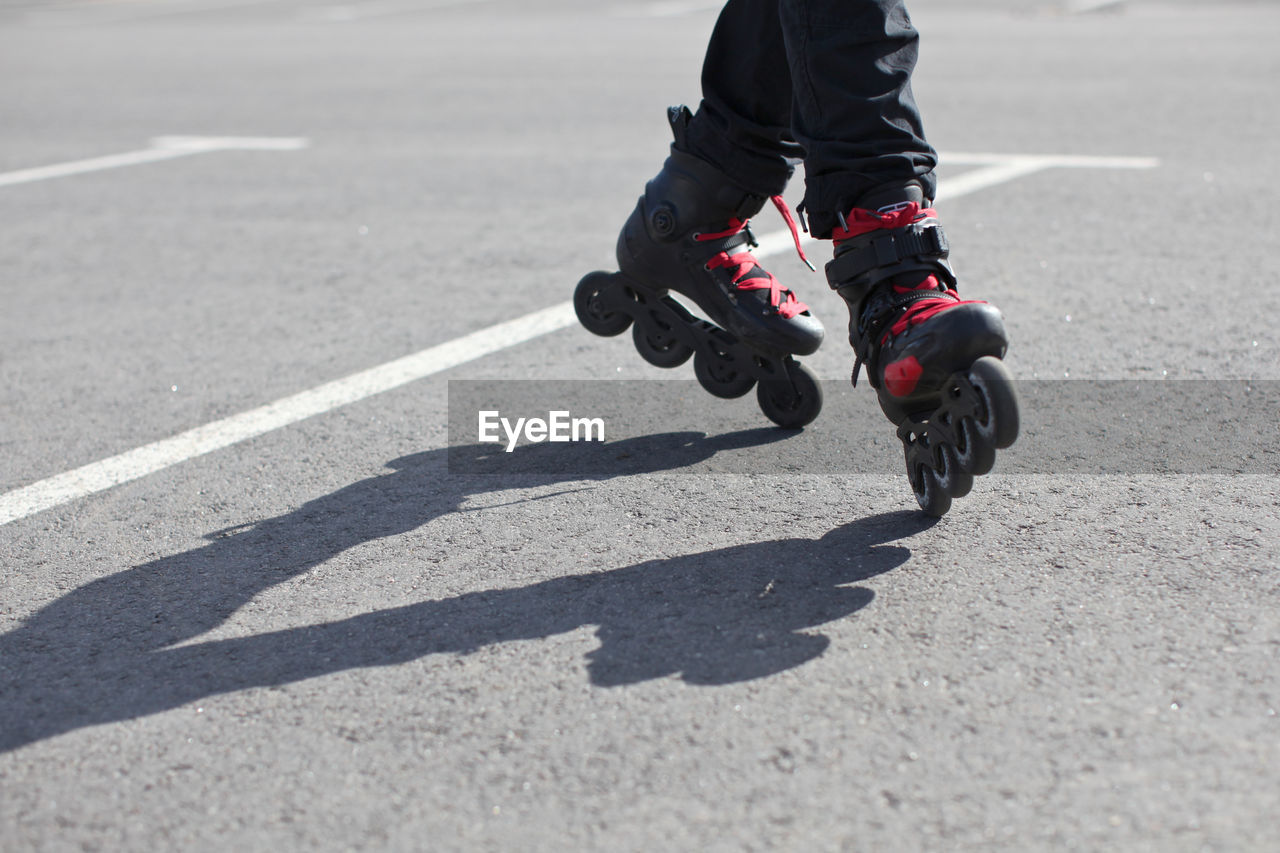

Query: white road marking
[943,152,1159,170]
[310,0,492,23]
[1067,0,1126,15]
[0,305,575,527]
[613,2,724,17]
[754,153,1157,258]
[0,136,309,189]
[934,159,1056,203]
[27,0,293,25]
[0,151,1158,526]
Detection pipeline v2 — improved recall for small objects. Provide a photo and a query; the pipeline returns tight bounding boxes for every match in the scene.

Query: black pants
[683,0,937,238]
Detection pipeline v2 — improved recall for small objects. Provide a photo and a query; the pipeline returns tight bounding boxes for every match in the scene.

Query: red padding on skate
[695,212,809,319]
[833,203,986,345]
[706,251,809,319]
[884,356,924,398]
[832,202,937,244]
[695,218,747,242]
[888,275,969,336]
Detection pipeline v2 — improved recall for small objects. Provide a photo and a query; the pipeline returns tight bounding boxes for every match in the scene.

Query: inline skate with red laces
[574,107,826,428]
[825,184,1019,515]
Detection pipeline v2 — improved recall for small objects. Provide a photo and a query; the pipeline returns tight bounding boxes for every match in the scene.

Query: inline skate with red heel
[825,184,1019,515]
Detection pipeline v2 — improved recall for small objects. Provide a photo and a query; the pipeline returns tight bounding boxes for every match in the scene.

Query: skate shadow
[0,429,932,752]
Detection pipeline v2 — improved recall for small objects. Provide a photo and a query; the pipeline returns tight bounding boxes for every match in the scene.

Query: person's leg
[778,0,938,238]
[683,0,803,198]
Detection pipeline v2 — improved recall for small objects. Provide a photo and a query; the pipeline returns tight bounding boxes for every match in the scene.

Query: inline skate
[826,184,1019,516]
[574,107,825,429]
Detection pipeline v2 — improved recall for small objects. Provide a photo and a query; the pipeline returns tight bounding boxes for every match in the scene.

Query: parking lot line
[311,0,492,23]
[753,153,1157,257]
[0,303,575,527]
[0,136,309,189]
[613,2,724,18]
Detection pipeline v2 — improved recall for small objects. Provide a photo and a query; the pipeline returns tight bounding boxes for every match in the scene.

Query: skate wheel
[693,346,756,399]
[935,444,974,500]
[968,356,1019,450]
[574,271,632,337]
[632,314,693,368]
[952,416,997,477]
[909,462,952,517]
[756,361,822,429]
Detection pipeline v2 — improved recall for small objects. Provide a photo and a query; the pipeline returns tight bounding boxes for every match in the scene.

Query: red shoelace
[832,202,982,339]
[694,196,812,320]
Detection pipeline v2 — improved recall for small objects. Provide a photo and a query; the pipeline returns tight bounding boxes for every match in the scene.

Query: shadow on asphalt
[0,430,934,752]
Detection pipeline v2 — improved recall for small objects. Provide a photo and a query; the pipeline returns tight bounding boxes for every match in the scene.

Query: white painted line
[0,136,309,189]
[934,158,1055,203]
[0,304,576,527]
[943,152,1159,170]
[753,152,1158,257]
[1067,0,1125,15]
[34,0,291,25]
[149,135,311,152]
[613,1,724,17]
[0,150,1158,525]
[311,0,491,22]
[752,161,1051,258]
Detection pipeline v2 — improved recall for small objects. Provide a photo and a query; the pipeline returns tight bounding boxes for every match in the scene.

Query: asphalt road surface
[1,0,1277,849]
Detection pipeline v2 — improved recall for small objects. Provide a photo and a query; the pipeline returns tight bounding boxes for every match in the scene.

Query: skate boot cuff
[643,147,770,242]
[825,206,956,303]
[659,106,770,225]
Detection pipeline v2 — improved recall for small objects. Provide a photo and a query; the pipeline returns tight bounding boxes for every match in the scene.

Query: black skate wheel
[632,314,693,368]
[693,346,756,399]
[953,416,997,477]
[756,361,822,429]
[935,444,974,500]
[968,356,1019,450]
[574,272,632,337]
[909,462,952,517]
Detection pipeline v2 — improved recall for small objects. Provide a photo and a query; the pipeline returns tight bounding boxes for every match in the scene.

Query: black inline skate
[574,107,825,429]
[826,184,1019,516]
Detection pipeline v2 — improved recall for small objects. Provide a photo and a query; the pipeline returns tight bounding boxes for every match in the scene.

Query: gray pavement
[1,0,1278,850]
